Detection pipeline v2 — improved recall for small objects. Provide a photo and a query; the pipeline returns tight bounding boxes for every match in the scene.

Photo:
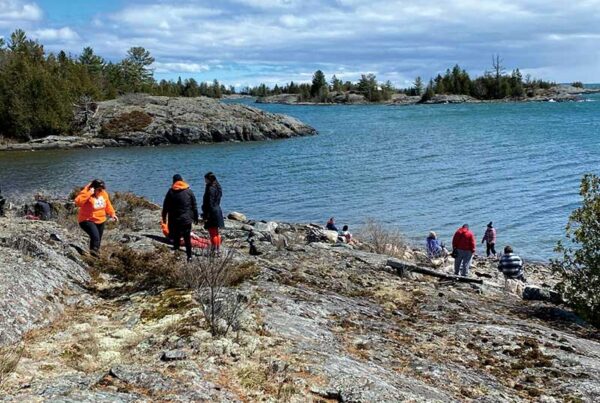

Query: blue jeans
[454,249,473,277]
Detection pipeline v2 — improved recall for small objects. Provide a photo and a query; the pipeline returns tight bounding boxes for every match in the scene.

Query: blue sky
[1,0,599,87]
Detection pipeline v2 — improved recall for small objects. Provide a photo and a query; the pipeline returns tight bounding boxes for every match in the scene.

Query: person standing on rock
[75,179,118,256]
[202,172,224,254]
[452,224,476,277]
[481,222,497,258]
[0,184,6,217]
[162,174,199,262]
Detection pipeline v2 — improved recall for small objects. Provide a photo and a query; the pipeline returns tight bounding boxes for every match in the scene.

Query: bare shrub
[179,248,249,337]
[358,218,408,258]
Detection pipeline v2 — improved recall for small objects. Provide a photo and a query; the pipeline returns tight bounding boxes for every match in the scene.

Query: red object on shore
[161,221,210,249]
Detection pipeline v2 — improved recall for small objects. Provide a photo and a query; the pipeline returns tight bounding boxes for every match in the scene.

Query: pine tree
[414,76,423,96]
[310,70,327,98]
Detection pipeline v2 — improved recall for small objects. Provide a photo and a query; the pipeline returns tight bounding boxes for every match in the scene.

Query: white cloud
[0,0,42,26]
[3,0,600,84]
[32,27,79,42]
[154,62,210,73]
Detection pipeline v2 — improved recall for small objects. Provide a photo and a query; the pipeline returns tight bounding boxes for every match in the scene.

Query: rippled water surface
[2,94,600,260]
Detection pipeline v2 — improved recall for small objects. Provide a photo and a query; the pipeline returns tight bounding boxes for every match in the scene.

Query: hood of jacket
[172,181,190,191]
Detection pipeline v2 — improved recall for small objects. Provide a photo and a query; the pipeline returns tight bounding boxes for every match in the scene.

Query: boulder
[254,221,278,233]
[522,286,563,304]
[227,212,247,222]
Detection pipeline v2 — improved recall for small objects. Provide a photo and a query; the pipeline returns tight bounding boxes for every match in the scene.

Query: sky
[1,0,599,88]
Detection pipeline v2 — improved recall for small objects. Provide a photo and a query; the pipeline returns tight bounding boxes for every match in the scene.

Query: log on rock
[386,259,483,284]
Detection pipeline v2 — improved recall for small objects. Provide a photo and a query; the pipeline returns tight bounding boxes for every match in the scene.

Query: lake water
[2,94,599,260]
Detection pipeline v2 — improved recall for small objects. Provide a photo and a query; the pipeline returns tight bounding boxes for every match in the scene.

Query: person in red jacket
[75,179,118,256]
[452,224,476,277]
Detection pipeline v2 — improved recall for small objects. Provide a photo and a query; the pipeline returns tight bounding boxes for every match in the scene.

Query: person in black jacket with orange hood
[162,174,198,261]
[202,172,224,253]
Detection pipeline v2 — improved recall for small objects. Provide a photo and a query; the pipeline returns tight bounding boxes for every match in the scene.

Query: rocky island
[1,193,599,402]
[0,95,317,152]
[256,85,599,106]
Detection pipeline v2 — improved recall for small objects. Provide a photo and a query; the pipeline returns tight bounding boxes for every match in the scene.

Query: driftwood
[387,259,484,284]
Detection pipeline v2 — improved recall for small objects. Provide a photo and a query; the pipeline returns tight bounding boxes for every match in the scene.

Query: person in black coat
[0,185,6,217]
[162,174,198,261]
[202,172,224,253]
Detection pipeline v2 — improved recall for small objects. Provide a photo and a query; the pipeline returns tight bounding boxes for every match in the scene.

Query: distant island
[251,59,599,105]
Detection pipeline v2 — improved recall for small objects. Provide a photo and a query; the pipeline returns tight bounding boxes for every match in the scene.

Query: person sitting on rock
[426,231,448,258]
[498,245,526,282]
[0,185,6,217]
[339,225,357,244]
[481,221,497,258]
[33,193,52,221]
[326,217,338,232]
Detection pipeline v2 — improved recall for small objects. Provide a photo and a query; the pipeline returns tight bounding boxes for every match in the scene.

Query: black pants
[0,197,5,216]
[486,242,496,257]
[79,221,105,252]
[170,223,192,259]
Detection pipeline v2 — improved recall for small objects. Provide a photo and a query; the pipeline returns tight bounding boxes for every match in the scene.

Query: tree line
[245,56,556,104]
[242,70,396,103]
[0,29,233,141]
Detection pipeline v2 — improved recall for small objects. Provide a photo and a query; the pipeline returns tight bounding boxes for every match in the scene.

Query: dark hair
[204,172,217,183]
[504,245,513,254]
[342,225,349,231]
[462,223,469,229]
[172,174,183,183]
[90,179,105,189]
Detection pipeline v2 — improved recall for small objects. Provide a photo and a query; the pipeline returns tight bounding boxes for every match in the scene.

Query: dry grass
[86,243,182,292]
[235,359,299,400]
[358,218,408,258]
[111,192,160,212]
[0,343,23,385]
[101,110,153,137]
[60,332,100,372]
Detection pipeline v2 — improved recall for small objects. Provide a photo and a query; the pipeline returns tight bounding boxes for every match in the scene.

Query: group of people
[3,177,527,281]
[74,172,224,260]
[326,217,357,245]
[427,222,526,282]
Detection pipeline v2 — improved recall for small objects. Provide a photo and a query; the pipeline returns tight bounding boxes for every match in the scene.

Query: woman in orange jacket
[75,179,118,255]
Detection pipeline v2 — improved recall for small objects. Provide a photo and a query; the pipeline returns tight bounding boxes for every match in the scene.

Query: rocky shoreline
[0,94,317,152]
[1,194,599,401]
[257,85,599,106]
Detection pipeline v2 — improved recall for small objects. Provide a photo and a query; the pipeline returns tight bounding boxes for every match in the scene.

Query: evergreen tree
[414,76,423,96]
[310,70,327,98]
[553,174,600,327]
[122,46,155,92]
[331,74,343,92]
[78,47,104,75]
